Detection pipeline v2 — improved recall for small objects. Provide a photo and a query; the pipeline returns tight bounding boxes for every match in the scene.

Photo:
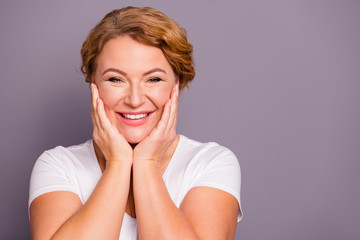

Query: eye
[108,77,124,82]
[148,77,162,82]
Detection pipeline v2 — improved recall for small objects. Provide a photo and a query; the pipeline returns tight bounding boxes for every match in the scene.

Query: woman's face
[93,35,178,144]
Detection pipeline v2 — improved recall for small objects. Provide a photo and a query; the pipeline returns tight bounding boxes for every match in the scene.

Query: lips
[117,111,154,126]
[121,113,150,120]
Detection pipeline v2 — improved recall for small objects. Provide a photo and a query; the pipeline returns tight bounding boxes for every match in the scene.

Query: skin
[29,35,239,240]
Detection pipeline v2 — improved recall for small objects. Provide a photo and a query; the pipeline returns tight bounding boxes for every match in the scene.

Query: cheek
[151,87,172,110]
[97,86,121,120]
[97,86,119,107]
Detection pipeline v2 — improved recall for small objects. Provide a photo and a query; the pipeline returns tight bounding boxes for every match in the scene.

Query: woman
[29,6,242,240]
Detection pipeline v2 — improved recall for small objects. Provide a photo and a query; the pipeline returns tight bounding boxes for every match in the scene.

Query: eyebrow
[102,67,166,76]
[143,68,166,76]
[102,68,127,76]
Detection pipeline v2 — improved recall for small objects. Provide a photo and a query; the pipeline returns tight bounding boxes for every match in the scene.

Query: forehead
[97,35,173,75]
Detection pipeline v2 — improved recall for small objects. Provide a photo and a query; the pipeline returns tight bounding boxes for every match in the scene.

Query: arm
[133,85,239,239]
[179,187,239,239]
[30,84,133,240]
[133,159,199,239]
[30,164,131,240]
[133,160,238,240]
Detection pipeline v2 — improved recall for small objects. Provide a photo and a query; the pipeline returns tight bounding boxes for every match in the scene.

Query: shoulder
[178,135,239,167]
[29,140,95,207]
[31,140,95,184]
[174,135,241,184]
[175,135,242,221]
[36,140,93,167]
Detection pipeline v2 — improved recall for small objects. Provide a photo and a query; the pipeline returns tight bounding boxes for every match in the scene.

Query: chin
[118,124,156,144]
[126,137,143,144]
[123,131,148,144]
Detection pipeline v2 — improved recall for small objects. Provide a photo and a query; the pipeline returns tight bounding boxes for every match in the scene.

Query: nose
[124,84,146,108]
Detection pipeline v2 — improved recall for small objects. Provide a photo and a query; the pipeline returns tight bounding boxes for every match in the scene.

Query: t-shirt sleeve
[189,145,243,221]
[28,148,78,209]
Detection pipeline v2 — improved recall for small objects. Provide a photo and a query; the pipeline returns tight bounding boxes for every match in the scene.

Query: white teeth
[123,113,149,120]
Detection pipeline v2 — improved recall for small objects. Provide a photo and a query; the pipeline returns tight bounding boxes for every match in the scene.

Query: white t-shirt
[29,135,242,239]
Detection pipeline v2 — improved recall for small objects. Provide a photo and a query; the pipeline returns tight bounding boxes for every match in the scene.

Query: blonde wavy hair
[80,6,195,90]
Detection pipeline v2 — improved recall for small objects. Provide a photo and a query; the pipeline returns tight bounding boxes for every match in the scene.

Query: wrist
[133,158,160,171]
[105,159,132,172]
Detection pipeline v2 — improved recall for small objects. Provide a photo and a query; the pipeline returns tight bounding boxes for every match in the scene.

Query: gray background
[0,0,359,239]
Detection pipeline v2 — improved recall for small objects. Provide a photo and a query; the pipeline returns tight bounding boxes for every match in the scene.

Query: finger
[91,83,101,128]
[96,97,113,131]
[172,98,178,133]
[165,84,179,135]
[90,84,102,143]
[90,83,98,112]
[92,85,108,144]
[150,98,171,138]
[90,83,98,124]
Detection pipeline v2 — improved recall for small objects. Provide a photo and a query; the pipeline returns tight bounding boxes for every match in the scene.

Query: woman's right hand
[91,83,133,169]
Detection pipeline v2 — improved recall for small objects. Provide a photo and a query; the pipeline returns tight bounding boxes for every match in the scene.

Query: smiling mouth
[120,113,150,120]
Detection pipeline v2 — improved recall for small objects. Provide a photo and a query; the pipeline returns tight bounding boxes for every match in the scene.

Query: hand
[91,83,133,169]
[133,84,179,166]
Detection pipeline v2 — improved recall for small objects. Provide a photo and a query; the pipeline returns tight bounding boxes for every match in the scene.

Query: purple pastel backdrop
[0,0,359,239]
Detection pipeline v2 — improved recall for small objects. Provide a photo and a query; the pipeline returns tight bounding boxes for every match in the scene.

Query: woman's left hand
[133,84,179,167]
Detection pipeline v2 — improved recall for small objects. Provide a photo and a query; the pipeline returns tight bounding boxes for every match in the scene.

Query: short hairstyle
[80,6,195,90]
